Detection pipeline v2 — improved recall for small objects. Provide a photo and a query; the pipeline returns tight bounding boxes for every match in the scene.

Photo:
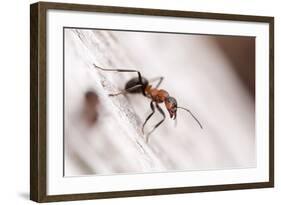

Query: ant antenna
[177,107,203,129]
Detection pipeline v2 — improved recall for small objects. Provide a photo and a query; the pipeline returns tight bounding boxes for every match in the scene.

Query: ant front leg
[146,103,166,143]
[142,101,155,134]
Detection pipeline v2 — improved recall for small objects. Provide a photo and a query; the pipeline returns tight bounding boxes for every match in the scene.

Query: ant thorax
[145,85,169,103]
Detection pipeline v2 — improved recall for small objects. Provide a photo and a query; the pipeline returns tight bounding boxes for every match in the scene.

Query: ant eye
[167,97,177,107]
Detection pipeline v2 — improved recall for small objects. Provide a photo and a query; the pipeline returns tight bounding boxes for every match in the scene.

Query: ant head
[165,97,178,119]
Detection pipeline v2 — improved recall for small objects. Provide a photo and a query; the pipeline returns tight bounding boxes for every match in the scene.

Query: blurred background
[64,28,255,176]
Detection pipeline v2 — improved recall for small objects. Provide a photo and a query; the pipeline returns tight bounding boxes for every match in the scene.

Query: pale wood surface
[64,29,255,176]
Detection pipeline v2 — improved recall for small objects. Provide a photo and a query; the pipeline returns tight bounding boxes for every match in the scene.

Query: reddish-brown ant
[93,63,203,142]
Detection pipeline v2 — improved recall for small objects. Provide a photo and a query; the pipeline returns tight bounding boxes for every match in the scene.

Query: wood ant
[93,63,203,142]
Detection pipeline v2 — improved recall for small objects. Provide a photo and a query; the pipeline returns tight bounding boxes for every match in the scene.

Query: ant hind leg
[93,63,146,95]
[109,84,143,97]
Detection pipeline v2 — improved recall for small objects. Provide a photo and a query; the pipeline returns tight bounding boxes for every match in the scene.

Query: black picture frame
[30,1,274,202]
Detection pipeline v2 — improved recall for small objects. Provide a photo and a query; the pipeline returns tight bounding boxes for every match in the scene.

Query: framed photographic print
[30,1,274,202]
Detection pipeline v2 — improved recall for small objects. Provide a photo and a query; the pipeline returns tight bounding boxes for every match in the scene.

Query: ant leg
[149,76,164,88]
[146,103,166,143]
[93,63,146,95]
[142,101,155,134]
[109,84,143,96]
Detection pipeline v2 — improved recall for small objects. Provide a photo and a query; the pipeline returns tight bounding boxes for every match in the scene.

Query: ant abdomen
[125,77,148,94]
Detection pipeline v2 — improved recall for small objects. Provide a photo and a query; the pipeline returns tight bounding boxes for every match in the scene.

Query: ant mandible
[93,63,203,142]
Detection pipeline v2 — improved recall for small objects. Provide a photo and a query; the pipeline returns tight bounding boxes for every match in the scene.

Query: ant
[93,63,203,142]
